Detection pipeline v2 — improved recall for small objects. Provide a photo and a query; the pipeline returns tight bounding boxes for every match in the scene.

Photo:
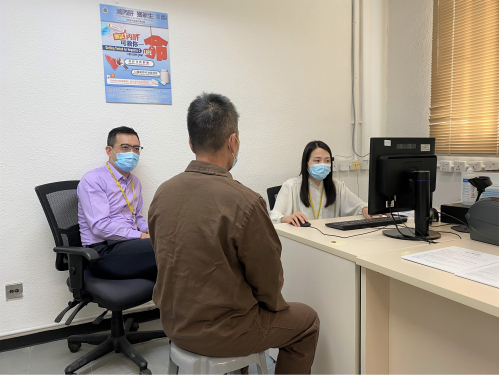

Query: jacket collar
[185,160,233,179]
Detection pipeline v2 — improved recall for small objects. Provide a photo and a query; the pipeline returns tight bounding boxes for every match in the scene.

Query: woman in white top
[270,141,377,226]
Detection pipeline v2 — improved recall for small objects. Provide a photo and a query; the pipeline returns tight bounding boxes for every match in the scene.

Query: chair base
[64,312,166,374]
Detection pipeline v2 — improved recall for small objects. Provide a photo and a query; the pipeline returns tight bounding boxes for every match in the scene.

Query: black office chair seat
[67,270,155,312]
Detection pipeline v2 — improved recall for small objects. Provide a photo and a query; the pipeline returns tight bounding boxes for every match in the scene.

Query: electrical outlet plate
[339,160,351,171]
[332,160,338,171]
[484,161,499,170]
[440,160,453,172]
[454,161,467,173]
[352,160,360,170]
[361,159,369,170]
[6,283,23,301]
[469,161,483,171]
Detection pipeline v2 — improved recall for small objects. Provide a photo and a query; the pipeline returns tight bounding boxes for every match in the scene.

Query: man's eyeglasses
[114,144,144,154]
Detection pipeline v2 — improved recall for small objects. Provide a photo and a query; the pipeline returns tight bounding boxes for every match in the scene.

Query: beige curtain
[430,0,499,155]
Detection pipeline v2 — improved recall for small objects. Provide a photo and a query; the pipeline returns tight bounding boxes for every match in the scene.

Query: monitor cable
[387,200,437,244]
[309,224,394,239]
[388,204,462,243]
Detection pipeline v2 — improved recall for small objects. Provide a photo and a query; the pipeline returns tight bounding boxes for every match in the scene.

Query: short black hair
[300,141,337,208]
[107,126,140,146]
[187,92,239,154]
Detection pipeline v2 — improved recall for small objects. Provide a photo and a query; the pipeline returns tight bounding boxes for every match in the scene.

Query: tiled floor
[0,320,276,375]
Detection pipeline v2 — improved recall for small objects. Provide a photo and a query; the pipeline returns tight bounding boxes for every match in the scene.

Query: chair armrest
[53,246,99,300]
[53,246,99,261]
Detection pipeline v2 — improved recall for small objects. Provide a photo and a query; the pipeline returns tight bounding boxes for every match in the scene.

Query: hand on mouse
[362,207,390,219]
[281,212,308,227]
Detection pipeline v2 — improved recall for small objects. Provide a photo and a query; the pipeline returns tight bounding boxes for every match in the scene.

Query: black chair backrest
[266,185,282,211]
[35,181,81,271]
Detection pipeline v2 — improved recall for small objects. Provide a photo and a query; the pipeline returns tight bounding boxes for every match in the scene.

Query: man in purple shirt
[77,126,156,280]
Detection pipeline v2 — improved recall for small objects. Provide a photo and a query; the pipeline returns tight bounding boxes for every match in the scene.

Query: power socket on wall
[440,160,453,172]
[469,161,483,171]
[6,283,23,301]
[361,159,369,170]
[352,160,361,170]
[484,161,499,170]
[332,160,338,172]
[454,161,467,173]
[339,160,351,171]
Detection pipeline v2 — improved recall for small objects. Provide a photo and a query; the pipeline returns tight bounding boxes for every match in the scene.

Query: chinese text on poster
[100,4,172,104]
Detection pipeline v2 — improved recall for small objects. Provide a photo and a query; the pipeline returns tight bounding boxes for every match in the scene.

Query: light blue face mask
[113,150,139,172]
[229,137,240,170]
[309,163,331,180]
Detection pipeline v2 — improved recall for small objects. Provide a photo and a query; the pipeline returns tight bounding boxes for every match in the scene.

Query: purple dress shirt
[77,163,148,246]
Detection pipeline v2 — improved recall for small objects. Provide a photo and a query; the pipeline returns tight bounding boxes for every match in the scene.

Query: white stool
[168,341,268,374]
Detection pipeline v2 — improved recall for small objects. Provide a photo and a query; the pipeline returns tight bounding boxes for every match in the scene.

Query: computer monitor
[368,137,440,241]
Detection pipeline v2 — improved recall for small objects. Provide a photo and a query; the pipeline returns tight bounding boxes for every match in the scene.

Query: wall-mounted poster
[100,4,172,104]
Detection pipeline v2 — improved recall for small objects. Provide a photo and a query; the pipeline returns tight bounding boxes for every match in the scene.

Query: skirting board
[0,308,161,353]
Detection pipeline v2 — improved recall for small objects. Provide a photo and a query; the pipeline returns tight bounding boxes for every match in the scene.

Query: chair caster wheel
[140,368,152,374]
[130,322,140,332]
[68,342,81,353]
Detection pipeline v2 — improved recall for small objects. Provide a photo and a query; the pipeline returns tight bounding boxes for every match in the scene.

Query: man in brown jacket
[149,93,319,374]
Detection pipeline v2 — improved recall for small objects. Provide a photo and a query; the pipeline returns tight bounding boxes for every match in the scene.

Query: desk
[275,216,460,374]
[358,239,499,374]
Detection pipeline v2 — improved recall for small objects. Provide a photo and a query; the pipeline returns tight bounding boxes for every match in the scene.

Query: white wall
[1,0,393,337]
[385,0,460,207]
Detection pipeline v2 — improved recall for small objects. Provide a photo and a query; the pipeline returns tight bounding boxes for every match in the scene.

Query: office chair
[266,186,282,211]
[35,181,166,375]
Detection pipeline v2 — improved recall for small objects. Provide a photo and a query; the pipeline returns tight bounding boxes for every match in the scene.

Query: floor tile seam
[26,346,32,374]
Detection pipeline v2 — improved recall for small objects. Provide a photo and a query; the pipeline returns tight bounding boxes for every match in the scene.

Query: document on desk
[402,246,499,288]
[455,263,499,289]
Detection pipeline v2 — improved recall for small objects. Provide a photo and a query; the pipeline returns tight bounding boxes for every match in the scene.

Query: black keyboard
[325,216,407,231]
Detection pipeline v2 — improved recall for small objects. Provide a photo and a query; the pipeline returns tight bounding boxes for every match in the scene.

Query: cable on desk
[387,202,436,244]
[437,211,468,227]
[309,224,392,239]
[435,230,462,240]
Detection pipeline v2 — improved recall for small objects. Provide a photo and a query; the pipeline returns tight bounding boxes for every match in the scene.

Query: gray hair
[187,92,239,154]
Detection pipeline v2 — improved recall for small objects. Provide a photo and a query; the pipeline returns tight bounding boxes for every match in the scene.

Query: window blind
[430,0,499,155]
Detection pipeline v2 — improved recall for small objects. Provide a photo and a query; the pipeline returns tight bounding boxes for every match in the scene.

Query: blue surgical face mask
[113,150,139,172]
[309,163,331,180]
[229,137,240,170]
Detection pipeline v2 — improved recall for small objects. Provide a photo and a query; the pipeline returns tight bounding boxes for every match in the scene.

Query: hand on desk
[281,212,309,227]
[362,207,390,219]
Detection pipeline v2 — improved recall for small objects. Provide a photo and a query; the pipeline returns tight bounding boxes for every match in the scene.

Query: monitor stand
[383,170,441,241]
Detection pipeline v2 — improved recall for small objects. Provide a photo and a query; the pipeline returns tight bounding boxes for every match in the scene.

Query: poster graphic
[100,4,171,104]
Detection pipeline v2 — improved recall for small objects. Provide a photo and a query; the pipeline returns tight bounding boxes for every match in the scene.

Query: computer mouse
[298,220,311,227]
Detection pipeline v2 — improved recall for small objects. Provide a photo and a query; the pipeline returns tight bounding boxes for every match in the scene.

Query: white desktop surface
[275,216,461,261]
[357,238,499,317]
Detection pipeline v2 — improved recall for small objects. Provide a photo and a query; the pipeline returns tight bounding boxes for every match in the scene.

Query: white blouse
[269,176,367,224]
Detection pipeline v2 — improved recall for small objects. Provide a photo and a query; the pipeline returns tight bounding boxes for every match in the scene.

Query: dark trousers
[89,239,157,281]
[249,302,319,374]
[179,302,319,374]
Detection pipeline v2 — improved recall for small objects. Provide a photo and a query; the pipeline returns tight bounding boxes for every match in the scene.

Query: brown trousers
[240,302,320,374]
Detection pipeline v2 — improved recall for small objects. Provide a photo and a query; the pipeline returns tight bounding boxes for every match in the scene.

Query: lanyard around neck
[309,186,324,220]
[106,162,135,217]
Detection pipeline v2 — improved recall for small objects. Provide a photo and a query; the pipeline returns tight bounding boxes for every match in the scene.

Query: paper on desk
[455,263,499,289]
[402,246,499,274]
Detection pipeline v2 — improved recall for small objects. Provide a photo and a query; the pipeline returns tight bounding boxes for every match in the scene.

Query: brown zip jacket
[149,160,289,356]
